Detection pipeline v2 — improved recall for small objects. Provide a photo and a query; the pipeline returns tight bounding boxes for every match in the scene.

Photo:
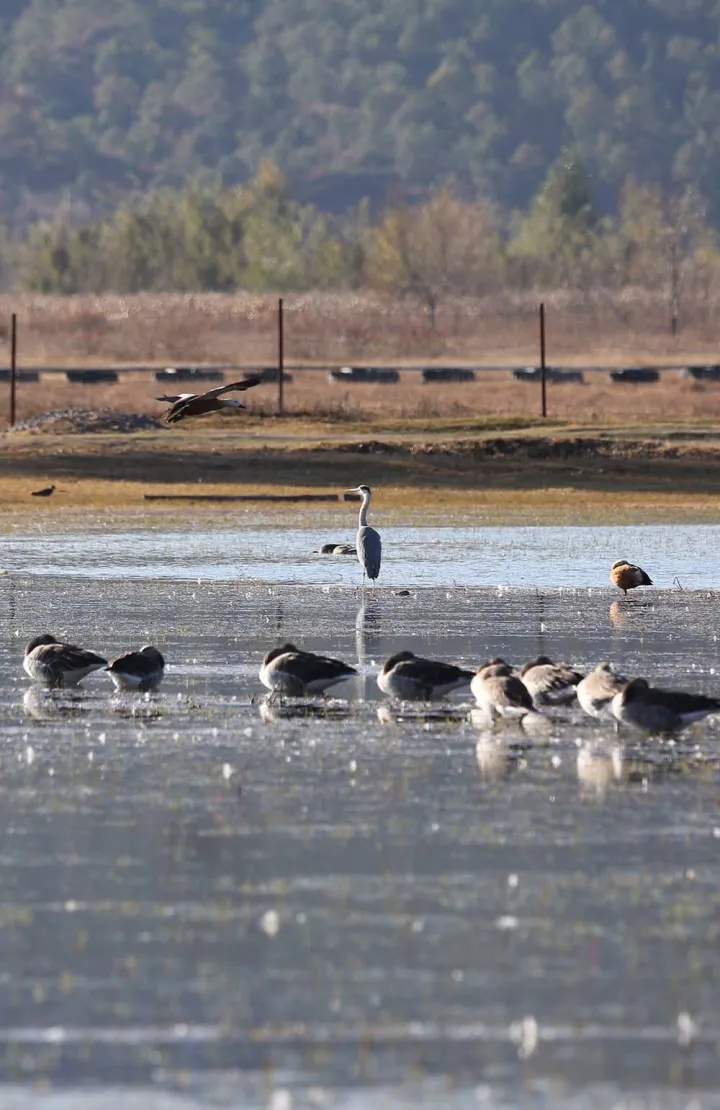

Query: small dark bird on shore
[161,377,262,424]
[31,485,56,497]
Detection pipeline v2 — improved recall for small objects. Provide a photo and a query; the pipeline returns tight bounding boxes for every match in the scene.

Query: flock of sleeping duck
[20,635,720,738]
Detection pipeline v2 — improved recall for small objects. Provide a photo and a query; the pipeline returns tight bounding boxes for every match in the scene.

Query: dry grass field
[0,288,719,424]
[0,287,716,367]
[1,289,720,523]
[5,367,720,426]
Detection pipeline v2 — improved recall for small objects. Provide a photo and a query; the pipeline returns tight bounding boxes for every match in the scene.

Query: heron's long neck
[358,491,371,527]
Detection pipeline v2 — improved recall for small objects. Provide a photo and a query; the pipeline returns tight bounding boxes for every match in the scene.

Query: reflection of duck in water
[576,662,628,720]
[22,686,90,720]
[471,661,533,721]
[609,597,655,630]
[475,733,513,782]
[378,651,474,701]
[377,702,466,725]
[577,739,624,797]
[611,678,720,736]
[317,543,357,555]
[610,559,653,596]
[260,643,357,699]
[259,699,351,724]
[519,656,584,706]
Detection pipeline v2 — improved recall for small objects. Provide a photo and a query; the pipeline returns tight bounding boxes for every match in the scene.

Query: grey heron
[378,651,474,701]
[575,662,628,720]
[470,661,534,720]
[23,634,107,688]
[106,645,165,691]
[610,677,720,735]
[519,655,584,706]
[160,376,262,424]
[260,643,357,698]
[345,484,381,589]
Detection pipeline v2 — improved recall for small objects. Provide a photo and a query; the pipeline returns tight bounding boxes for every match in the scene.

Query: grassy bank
[3,417,720,524]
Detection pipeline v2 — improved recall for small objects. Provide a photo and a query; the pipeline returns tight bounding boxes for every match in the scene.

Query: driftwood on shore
[143,493,339,503]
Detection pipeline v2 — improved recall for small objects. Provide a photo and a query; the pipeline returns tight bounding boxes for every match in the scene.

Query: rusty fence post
[9,313,17,427]
[539,302,547,419]
[277,297,284,416]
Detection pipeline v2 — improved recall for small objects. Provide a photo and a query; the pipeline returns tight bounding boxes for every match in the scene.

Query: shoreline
[2,421,720,524]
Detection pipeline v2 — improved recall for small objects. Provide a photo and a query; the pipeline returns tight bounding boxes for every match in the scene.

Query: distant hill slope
[1,0,718,222]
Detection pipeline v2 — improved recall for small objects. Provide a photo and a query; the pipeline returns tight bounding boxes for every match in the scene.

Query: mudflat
[2,415,720,522]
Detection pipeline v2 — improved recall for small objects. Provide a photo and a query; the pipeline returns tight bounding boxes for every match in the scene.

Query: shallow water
[1,516,719,588]
[2,525,720,1108]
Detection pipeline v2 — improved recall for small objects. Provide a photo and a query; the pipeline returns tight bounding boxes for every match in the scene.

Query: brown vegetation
[1,290,720,425]
[10,368,720,426]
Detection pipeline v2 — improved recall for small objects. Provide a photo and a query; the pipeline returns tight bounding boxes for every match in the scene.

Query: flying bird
[259,643,357,699]
[106,645,165,692]
[610,559,653,595]
[23,634,107,688]
[346,485,381,588]
[31,485,56,497]
[160,376,262,424]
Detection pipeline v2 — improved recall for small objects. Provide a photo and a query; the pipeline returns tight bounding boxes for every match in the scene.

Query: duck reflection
[258,697,352,724]
[22,685,91,721]
[475,732,526,782]
[576,739,625,798]
[468,705,553,738]
[376,702,466,726]
[609,597,655,630]
[109,693,164,721]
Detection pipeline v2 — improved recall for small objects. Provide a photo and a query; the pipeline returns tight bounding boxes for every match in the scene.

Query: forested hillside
[2,0,720,226]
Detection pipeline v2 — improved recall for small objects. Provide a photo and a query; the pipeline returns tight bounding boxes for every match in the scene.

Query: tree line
[3,0,720,227]
[8,155,718,322]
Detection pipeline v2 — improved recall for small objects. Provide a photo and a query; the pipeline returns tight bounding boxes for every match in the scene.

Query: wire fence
[3,292,720,427]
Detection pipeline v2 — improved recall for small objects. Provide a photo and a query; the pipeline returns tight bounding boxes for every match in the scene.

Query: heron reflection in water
[355,597,382,701]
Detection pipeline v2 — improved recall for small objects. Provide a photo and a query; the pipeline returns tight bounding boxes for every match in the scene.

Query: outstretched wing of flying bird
[192,376,263,400]
[163,376,263,424]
